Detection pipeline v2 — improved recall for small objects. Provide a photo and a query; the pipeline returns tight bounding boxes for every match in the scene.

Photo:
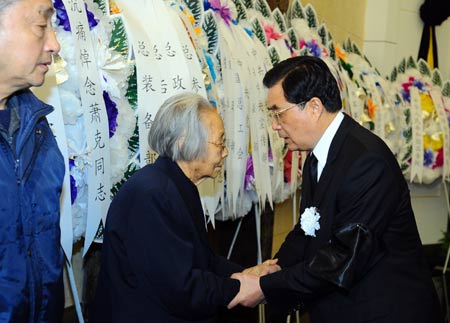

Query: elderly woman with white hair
[92,92,242,323]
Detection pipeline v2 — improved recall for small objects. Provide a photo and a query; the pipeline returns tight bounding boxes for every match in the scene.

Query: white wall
[364,0,450,80]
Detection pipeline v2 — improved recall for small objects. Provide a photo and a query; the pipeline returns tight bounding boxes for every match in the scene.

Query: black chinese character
[142,75,156,92]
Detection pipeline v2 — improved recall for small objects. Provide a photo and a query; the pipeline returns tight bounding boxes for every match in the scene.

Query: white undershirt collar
[312,111,344,180]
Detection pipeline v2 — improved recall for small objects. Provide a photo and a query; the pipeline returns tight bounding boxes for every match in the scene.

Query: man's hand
[227,273,265,309]
[243,258,280,276]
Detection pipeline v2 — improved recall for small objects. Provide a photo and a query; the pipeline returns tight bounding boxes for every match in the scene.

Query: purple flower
[244,154,255,191]
[413,79,426,91]
[299,40,322,58]
[401,88,410,102]
[204,0,233,26]
[53,0,99,32]
[423,149,434,167]
[103,91,118,138]
[69,159,77,204]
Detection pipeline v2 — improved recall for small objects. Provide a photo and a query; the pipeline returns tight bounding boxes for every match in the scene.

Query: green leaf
[289,0,304,20]
[317,24,327,46]
[242,0,254,10]
[398,58,406,74]
[391,66,398,82]
[255,0,271,18]
[363,55,373,68]
[232,0,248,22]
[432,69,443,87]
[272,8,287,33]
[404,109,411,125]
[202,10,218,55]
[340,58,353,79]
[418,58,431,77]
[287,28,298,49]
[304,4,318,29]
[344,38,352,53]
[406,56,417,70]
[92,0,108,15]
[328,41,336,60]
[327,31,333,44]
[352,43,362,56]
[442,81,450,97]
[268,46,281,65]
[127,120,139,154]
[126,65,137,109]
[183,0,203,26]
[109,16,129,57]
[251,17,267,47]
[299,48,308,56]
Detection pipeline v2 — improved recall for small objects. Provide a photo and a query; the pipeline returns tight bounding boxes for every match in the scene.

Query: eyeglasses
[268,101,308,124]
[208,139,227,151]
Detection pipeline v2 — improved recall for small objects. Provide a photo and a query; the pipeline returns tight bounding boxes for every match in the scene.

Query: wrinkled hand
[228,273,265,309]
[243,259,280,276]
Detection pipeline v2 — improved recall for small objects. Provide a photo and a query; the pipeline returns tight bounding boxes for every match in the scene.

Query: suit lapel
[313,114,354,206]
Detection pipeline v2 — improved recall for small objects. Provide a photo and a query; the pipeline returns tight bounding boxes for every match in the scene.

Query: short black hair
[263,56,342,113]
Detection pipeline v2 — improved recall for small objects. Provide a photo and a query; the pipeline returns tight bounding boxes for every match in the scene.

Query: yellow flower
[423,134,431,149]
[431,133,443,151]
[420,93,435,114]
[109,1,121,14]
[423,133,444,151]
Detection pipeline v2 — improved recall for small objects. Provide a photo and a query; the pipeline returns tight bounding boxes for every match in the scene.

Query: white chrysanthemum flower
[300,207,320,237]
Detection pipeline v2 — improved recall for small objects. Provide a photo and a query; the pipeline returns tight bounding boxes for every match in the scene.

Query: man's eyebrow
[267,105,277,111]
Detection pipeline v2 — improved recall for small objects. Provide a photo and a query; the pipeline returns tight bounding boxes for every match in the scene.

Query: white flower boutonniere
[300,207,320,237]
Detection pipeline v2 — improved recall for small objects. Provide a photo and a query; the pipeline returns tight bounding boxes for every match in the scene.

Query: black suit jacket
[92,157,242,323]
[261,114,441,323]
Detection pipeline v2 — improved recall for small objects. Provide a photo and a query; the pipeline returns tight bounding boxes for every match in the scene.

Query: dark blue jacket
[92,156,241,323]
[0,90,65,323]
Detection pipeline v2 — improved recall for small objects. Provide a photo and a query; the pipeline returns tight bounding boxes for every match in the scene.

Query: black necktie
[309,153,318,195]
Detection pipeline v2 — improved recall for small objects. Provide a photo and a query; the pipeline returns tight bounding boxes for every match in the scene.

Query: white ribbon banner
[62,0,111,256]
[32,64,73,263]
[430,89,450,181]
[409,87,424,183]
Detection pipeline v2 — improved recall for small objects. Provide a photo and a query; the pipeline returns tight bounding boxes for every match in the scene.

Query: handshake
[227,259,280,309]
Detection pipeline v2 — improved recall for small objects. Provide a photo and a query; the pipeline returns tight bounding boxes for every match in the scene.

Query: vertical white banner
[32,65,73,263]
[430,89,450,181]
[409,87,424,183]
[218,20,249,217]
[62,0,111,256]
[116,0,207,166]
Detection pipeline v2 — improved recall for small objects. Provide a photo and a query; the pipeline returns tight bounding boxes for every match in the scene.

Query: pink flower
[263,23,282,45]
[432,148,444,169]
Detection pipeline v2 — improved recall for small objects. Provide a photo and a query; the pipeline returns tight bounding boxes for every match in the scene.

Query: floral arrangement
[337,40,401,156]
[394,59,445,184]
[53,0,135,241]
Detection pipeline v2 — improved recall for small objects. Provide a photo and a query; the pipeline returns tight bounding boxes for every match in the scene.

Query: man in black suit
[228,56,442,323]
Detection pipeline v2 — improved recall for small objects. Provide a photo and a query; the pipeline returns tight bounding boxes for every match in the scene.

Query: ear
[308,97,324,120]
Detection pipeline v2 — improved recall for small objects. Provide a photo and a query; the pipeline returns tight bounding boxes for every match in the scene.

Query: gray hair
[0,0,17,16]
[148,92,214,161]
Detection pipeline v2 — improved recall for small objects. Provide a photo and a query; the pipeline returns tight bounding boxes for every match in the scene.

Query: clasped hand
[227,259,280,309]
